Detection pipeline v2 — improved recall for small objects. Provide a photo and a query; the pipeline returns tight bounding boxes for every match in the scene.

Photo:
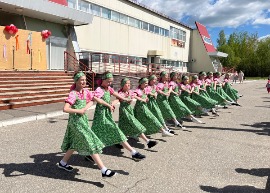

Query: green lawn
[245,77,268,80]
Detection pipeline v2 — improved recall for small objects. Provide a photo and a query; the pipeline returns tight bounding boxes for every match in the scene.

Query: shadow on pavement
[200,167,270,193]
[0,152,105,188]
[188,122,270,136]
[200,185,264,193]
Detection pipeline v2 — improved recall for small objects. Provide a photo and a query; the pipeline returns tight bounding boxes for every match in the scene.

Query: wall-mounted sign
[195,21,216,52]
[171,39,185,48]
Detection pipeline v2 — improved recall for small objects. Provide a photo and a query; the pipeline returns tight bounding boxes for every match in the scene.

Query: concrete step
[0,97,66,110]
[0,93,68,104]
[0,76,73,81]
[0,79,73,85]
[0,85,70,93]
[0,89,68,98]
[0,82,73,88]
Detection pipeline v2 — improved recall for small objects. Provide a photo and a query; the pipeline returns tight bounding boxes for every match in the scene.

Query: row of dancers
[57,70,241,178]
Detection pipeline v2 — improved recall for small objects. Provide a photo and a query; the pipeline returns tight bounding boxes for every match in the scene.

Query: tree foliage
[216,30,270,77]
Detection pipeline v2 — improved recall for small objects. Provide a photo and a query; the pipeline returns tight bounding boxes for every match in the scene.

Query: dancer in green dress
[223,73,241,102]
[134,77,174,137]
[147,75,176,134]
[205,72,233,107]
[117,78,158,148]
[190,75,219,116]
[91,71,146,160]
[156,71,184,128]
[213,72,237,103]
[58,72,116,177]
[179,76,207,116]
[168,72,203,123]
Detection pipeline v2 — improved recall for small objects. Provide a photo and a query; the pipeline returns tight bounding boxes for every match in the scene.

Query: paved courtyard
[0,80,269,193]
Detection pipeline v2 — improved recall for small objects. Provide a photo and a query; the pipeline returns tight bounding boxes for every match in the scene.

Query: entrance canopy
[0,0,93,25]
[208,51,228,58]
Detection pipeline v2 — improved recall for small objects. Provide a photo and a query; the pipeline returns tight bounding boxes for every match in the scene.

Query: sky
[136,0,270,47]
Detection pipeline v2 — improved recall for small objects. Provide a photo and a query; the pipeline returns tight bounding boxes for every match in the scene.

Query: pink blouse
[118,90,136,99]
[181,83,191,90]
[94,86,115,98]
[156,82,168,91]
[65,88,94,105]
[169,81,177,90]
[146,85,157,94]
[197,80,203,86]
[224,78,229,83]
[134,88,144,97]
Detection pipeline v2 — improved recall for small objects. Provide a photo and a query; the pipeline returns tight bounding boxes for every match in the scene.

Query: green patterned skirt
[206,86,226,105]
[223,83,239,101]
[134,100,163,135]
[91,104,127,147]
[180,93,202,115]
[147,96,166,125]
[191,93,217,109]
[216,86,234,102]
[61,113,104,155]
[168,93,192,119]
[118,102,146,137]
[156,94,176,120]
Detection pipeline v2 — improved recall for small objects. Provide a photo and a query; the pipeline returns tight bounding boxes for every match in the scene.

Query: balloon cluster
[41,30,52,39]
[4,24,18,35]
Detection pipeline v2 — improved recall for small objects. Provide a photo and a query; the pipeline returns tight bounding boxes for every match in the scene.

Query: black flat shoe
[102,169,117,178]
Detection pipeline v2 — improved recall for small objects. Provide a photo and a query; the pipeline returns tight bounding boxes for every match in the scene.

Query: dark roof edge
[125,0,193,30]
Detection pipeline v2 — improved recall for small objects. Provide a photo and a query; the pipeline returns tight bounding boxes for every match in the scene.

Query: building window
[154,26,159,34]
[183,31,186,42]
[128,17,141,28]
[149,24,154,32]
[78,0,90,12]
[141,21,148,31]
[67,0,77,9]
[164,29,169,37]
[91,4,101,16]
[120,56,128,63]
[111,11,120,22]
[170,26,186,42]
[120,14,128,24]
[101,7,111,19]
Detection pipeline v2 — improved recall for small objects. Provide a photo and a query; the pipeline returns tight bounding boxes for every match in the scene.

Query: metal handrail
[64,51,95,90]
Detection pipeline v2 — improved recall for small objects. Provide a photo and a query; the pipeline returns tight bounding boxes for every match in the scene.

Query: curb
[0,104,97,128]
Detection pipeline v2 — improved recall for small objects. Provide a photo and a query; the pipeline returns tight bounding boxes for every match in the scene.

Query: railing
[222,67,235,74]
[74,52,175,77]
[64,51,95,90]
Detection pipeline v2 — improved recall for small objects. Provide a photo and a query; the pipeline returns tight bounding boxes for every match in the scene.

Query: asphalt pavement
[0,80,269,193]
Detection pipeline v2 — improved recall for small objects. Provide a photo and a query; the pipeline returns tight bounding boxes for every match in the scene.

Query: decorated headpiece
[73,72,85,82]
[170,72,177,79]
[139,77,148,85]
[160,71,167,77]
[120,78,129,88]
[102,72,113,80]
[207,71,213,76]
[192,75,198,80]
[182,76,189,81]
[148,75,157,81]
[215,72,221,76]
[199,71,206,76]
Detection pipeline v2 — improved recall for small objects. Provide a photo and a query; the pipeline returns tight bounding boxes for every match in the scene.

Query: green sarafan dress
[146,85,166,125]
[168,81,192,119]
[91,88,127,147]
[61,91,104,155]
[215,81,234,102]
[134,88,163,135]
[179,83,202,115]
[156,82,177,120]
[223,80,239,102]
[205,79,226,105]
[118,91,146,137]
[191,84,217,109]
